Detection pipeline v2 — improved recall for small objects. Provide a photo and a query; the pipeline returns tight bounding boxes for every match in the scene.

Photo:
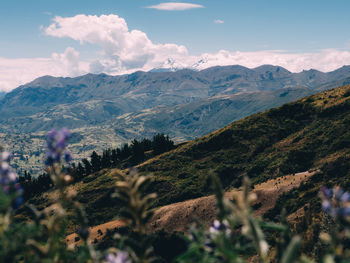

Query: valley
[2,65,350,175]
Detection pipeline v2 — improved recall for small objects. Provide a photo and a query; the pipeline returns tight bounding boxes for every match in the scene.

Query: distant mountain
[3,65,350,174]
[191,58,209,70]
[150,58,187,72]
[313,76,350,92]
[111,86,314,141]
[0,91,5,98]
[2,65,350,133]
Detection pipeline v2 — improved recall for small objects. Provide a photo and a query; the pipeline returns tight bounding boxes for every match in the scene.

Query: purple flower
[1,152,11,162]
[209,219,231,236]
[341,192,350,202]
[320,186,350,218]
[204,219,233,252]
[0,152,17,185]
[106,251,131,263]
[44,128,71,166]
[321,186,332,199]
[322,200,331,212]
[0,151,22,208]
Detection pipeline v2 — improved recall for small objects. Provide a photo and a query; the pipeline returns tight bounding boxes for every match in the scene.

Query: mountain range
[2,65,350,133]
[2,64,350,174]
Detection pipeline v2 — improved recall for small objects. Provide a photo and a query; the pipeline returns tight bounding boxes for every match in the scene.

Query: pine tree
[90,151,101,172]
[101,149,112,168]
[152,133,175,155]
[82,158,92,176]
[130,139,145,165]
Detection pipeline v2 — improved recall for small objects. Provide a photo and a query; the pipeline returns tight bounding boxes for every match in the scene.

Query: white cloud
[44,14,189,73]
[193,49,350,73]
[3,48,350,92]
[146,2,204,11]
[52,47,82,76]
[0,47,88,92]
[2,14,350,92]
[214,19,224,24]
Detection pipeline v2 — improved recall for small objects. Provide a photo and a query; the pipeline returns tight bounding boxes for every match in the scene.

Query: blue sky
[1,0,350,91]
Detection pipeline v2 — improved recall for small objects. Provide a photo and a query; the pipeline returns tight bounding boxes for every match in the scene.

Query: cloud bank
[1,14,350,92]
[146,2,204,11]
[194,49,350,73]
[0,47,88,92]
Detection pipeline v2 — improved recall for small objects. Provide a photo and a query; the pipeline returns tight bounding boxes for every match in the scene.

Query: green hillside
[137,85,350,206]
[21,85,350,231]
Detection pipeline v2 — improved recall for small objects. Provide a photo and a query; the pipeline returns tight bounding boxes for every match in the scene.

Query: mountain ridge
[2,64,350,125]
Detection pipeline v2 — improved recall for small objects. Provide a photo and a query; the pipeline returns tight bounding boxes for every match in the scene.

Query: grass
[135,85,350,209]
[17,85,350,236]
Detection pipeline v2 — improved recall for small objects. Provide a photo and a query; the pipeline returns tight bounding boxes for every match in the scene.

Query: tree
[90,151,101,172]
[130,139,145,165]
[101,149,112,168]
[141,138,153,152]
[111,149,119,167]
[82,158,92,176]
[152,134,175,155]
[119,144,131,160]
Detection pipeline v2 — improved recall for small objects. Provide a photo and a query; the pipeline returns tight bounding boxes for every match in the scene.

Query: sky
[1,0,350,91]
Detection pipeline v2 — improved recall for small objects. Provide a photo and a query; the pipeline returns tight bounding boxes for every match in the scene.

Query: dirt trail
[66,171,314,246]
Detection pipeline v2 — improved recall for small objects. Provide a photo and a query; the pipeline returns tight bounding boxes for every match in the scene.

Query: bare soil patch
[66,171,314,246]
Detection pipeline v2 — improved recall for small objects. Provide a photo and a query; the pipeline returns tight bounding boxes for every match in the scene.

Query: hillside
[20,84,350,232]
[111,87,314,141]
[3,65,350,174]
[137,84,350,207]
[65,171,313,246]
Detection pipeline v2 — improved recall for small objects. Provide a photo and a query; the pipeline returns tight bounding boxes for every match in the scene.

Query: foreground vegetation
[1,128,350,262]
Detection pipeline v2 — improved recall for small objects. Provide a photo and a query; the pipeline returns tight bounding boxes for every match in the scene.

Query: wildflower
[209,219,231,236]
[320,186,350,217]
[0,151,23,208]
[44,128,71,166]
[0,152,17,185]
[105,251,131,263]
[204,219,233,252]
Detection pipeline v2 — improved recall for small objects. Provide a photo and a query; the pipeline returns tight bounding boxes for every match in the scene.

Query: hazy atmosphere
[2,0,350,91]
